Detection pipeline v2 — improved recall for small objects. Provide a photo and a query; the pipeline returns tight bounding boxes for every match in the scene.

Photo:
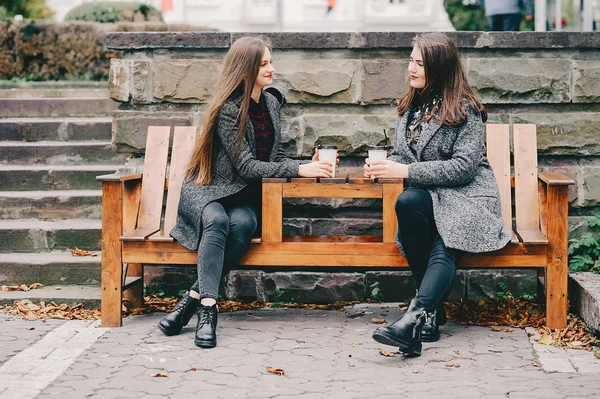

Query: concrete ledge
[0,285,100,308]
[569,272,600,335]
[106,31,600,51]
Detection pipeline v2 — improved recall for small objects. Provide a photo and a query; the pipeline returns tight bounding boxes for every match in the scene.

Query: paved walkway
[1,304,600,398]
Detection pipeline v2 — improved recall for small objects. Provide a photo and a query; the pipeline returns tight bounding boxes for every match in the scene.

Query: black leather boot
[194,304,218,348]
[421,303,446,342]
[372,298,429,357]
[158,293,199,336]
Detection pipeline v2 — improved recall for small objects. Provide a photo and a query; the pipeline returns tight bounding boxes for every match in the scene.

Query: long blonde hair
[396,33,487,125]
[185,36,272,185]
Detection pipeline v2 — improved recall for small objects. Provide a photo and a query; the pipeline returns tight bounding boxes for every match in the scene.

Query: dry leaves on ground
[70,248,98,257]
[150,372,168,378]
[446,298,598,350]
[371,317,387,324]
[379,350,397,357]
[266,366,285,376]
[1,283,44,292]
[2,300,100,321]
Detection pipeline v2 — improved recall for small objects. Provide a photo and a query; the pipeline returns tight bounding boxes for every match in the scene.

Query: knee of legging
[231,215,257,238]
[395,189,427,214]
[428,253,458,270]
[203,211,229,233]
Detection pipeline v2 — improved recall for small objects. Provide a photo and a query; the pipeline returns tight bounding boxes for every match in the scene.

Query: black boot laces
[198,306,216,328]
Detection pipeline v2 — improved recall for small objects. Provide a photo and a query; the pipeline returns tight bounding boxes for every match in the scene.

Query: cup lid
[317,145,338,149]
[368,146,390,150]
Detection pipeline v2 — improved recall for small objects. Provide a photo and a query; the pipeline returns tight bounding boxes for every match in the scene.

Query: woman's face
[408,46,426,90]
[255,47,275,90]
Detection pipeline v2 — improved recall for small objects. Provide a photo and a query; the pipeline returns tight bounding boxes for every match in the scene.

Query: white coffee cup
[368,146,388,164]
[317,145,338,178]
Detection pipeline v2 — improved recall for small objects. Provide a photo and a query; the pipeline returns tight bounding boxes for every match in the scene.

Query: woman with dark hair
[158,36,335,348]
[367,33,510,357]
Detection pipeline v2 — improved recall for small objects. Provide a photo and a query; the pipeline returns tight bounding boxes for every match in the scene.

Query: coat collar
[403,102,443,161]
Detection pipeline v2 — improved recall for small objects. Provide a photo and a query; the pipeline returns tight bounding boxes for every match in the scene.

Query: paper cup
[318,145,338,178]
[368,146,388,163]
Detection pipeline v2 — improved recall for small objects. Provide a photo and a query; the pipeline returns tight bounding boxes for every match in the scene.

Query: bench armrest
[97,173,143,182]
[538,171,574,186]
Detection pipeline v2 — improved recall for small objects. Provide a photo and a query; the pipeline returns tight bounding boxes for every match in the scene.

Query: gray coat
[391,104,511,254]
[170,91,305,251]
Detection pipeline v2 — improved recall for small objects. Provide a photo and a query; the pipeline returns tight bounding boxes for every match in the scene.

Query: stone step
[0,284,100,308]
[0,117,112,141]
[0,98,118,118]
[0,190,101,220]
[0,88,108,99]
[0,81,108,90]
[0,253,101,288]
[0,219,101,252]
[0,141,128,165]
[0,165,118,191]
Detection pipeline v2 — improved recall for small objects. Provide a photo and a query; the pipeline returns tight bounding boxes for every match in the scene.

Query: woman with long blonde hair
[367,33,510,356]
[159,36,334,348]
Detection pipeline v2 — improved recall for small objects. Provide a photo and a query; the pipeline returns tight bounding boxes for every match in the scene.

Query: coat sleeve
[216,103,301,179]
[408,110,485,187]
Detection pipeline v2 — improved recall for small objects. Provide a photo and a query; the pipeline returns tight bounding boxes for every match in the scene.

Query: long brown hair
[185,36,272,185]
[396,33,487,125]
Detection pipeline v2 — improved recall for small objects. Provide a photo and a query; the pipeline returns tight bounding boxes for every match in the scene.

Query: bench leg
[382,182,404,243]
[101,181,124,327]
[545,185,569,329]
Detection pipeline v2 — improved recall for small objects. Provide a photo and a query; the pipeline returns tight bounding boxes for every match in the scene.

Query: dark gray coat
[392,104,511,254]
[170,91,305,251]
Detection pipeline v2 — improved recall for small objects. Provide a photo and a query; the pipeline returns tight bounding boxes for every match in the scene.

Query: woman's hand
[364,159,408,179]
[299,161,334,178]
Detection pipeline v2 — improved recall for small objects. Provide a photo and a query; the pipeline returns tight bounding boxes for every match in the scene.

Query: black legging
[395,189,464,309]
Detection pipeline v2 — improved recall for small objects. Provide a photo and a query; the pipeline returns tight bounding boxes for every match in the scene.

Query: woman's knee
[202,203,229,233]
[230,209,257,238]
[395,189,431,214]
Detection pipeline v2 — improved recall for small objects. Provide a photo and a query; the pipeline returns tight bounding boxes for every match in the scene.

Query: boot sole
[194,338,216,348]
[372,330,421,356]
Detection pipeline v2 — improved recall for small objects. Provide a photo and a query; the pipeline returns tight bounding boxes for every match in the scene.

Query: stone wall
[107,31,600,301]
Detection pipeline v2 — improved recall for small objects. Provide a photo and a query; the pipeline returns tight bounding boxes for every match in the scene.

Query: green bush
[569,212,600,273]
[444,0,487,31]
[0,0,54,19]
[65,1,162,23]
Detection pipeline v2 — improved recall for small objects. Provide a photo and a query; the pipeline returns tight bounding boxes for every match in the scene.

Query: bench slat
[163,126,198,235]
[136,126,171,231]
[513,124,545,244]
[283,183,382,198]
[486,124,513,239]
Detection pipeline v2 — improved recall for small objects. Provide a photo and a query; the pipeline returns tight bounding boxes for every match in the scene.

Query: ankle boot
[422,302,447,342]
[194,304,218,348]
[158,293,199,336]
[372,298,429,357]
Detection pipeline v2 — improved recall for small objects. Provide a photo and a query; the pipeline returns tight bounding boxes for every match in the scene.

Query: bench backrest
[129,124,541,241]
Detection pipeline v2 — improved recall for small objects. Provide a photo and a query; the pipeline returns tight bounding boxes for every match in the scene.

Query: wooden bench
[98,124,573,329]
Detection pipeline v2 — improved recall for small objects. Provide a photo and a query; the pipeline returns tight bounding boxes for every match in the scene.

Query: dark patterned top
[249,94,275,161]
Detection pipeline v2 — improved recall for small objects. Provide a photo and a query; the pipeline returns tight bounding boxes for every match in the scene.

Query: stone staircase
[0,82,122,305]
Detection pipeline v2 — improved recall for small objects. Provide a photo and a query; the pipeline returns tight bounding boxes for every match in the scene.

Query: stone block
[153,60,222,103]
[144,265,196,297]
[538,157,579,205]
[283,218,311,236]
[569,216,593,239]
[310,218,382,236]
[280,115,302,157]
[466,269,538,300]
[512,112,600,156]
[569,272,600,335]
[284,197,382,209]
[131,61,152,104]
[467,58,571,103]
[264,272,365,303]
[364,271,416,301]
[302,114,396,156]
[580,165,600,207]
[113,106,197,153]
[109,59,131,102]
[447,270,468,302]
[362,59,409,104]
[573,61,600,103]
[223,270,267,302]
[273,60,361,104]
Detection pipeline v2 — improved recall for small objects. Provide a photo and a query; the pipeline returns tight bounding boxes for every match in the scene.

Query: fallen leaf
[348,362,355,367]
[537,334,554,345]
[266,366,285,376]
[371,318,387,324]
[186,368,197,372]
[379,350,397,357]
[412,370,419,374]
[150,372,168,378]
[70,248,98,257]
[351,342,357,347]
